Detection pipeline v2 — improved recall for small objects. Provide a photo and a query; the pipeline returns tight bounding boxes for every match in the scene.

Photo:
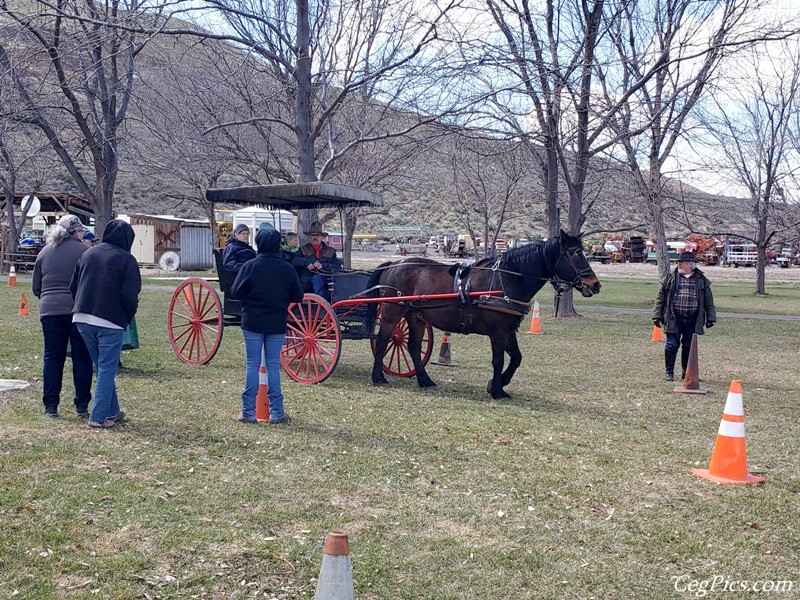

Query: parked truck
[725,243,757,267]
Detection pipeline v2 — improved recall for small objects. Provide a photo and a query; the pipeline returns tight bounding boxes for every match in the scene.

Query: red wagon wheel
[370,308,434,377]
[281,294,341,384]
[168,278,223,365]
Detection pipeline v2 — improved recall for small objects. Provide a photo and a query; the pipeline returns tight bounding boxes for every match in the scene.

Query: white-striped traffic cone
[526,300,541,334]
[255,349,269,422]
[692,380,764,485]
[314,531,354,600]
[8,264,17,287]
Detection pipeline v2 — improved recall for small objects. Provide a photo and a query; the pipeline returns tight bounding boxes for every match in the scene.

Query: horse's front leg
[407,319,436,389]
[487,333,511,399]
[501,332,522,388]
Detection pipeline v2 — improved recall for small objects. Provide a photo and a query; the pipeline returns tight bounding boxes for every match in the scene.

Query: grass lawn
[1,278,799,599]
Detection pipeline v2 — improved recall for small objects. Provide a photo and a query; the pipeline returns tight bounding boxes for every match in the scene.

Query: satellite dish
[21,195,41,218]
[159,251,180,272]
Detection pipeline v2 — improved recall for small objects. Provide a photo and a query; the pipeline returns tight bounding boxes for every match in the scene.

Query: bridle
[552,245,594,292]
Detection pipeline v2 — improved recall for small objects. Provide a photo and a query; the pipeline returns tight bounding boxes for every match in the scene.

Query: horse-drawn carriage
[167,183,437,384]
[166,183,602,398]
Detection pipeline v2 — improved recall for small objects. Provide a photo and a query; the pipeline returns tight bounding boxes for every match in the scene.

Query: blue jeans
[242,330,286,421]
[77,323,124,422]
[41,315,93,413]
[311,274,329,297]
[666,315,697,354]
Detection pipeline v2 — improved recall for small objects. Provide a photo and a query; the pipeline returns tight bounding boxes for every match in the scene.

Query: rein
[377,245,589,311]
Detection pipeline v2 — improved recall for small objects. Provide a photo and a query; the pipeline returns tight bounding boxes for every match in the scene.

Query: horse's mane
[473,239,553,275]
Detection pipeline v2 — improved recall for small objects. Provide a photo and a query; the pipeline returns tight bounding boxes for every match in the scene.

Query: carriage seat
[329,271,371,305]
[327,270,372,337]
[212,249,242,318]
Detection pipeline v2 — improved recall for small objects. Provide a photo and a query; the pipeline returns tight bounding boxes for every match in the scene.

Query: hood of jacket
[103,219,135,251]
[256,227,281,255]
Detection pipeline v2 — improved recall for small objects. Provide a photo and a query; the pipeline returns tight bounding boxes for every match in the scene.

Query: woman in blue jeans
[230,227,303,424]
[70,220,141,429]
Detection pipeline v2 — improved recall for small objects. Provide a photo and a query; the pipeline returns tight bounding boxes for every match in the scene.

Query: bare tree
[471,0,613,315]
[0,128,50,256]
[0,0,169,235]
[445,135,531,258]
[166,0,467,238]
[597,0,766,281]
[699,42,800,294]
[0,38,59,255]
[127,37,270,246]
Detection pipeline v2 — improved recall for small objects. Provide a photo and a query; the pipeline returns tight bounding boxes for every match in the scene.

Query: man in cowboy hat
[292,221,342,296]
[653,251,716,381]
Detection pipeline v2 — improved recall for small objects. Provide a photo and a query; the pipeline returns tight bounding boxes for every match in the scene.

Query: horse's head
[554,230,601,297]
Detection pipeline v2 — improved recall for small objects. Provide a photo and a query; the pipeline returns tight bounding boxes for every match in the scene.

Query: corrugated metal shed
[129,214,212,270]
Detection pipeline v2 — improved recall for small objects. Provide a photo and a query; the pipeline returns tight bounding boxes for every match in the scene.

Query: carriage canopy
[206,182,384,210]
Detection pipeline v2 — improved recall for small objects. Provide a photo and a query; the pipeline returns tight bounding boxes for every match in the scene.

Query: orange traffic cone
[692,380,764,484]
[433,332,455,366]
[256,350,270,422]
[651,323,663,342]
[19,293,29,316]
[674,333,708,394]
[526,300,541,334]
[8,265,17,287]
[314,532,354,600]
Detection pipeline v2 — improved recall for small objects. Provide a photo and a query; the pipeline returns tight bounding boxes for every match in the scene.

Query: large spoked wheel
[281,294,342,384]
[370,308,434,377]
[168,278,223,365]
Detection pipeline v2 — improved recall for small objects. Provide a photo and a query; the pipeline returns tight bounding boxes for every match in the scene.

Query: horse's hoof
[491,390,511,399]
[418,380,437,389]
[373,379,389,386]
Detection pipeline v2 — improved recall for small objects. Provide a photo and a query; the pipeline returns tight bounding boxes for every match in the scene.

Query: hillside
[1,8,748,240]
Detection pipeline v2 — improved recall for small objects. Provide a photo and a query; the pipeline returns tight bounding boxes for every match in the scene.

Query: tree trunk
[3,183,21,256]
[294,0,319,242]
[342,211,358,269]
[755,210,768,295]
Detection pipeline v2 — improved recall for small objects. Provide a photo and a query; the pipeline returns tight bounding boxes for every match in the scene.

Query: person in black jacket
[222,224,257,273]
[230,227,303,424]
[71,220,141,429]
[32,214,93,418]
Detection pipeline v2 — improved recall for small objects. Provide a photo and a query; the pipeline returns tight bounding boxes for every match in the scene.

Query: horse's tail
[364,261,393,331]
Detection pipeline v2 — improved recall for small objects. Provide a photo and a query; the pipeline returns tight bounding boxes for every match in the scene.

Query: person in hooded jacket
[71,219,141,429]
[230,228,303,424]
[222,224,257,273]
[32,214,93,418]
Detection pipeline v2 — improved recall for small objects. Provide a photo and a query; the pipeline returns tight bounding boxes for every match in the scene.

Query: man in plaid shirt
[653,252,717,381]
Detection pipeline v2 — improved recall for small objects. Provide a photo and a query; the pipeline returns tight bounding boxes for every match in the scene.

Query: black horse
[365,230,601,399]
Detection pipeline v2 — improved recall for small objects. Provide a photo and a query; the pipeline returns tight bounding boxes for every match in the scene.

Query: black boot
[664,348,677,382]
[680,347,690,380]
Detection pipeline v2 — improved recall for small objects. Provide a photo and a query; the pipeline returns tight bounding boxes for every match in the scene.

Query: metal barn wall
[130,214,212,270]
[180,225,212,270]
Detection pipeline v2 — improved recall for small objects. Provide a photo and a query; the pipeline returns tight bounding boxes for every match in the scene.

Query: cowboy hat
[678,251,697,262]
[304,221,325,235]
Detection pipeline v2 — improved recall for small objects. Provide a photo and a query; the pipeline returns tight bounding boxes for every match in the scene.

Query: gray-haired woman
[32,215,93,418]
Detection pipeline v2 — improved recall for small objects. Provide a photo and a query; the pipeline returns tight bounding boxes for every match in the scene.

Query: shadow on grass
[327,361,609,417]
[122,413,455,459]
